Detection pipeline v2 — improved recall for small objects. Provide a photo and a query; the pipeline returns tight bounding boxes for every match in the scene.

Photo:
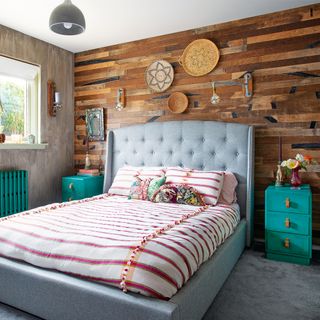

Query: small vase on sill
[290,167,302,188]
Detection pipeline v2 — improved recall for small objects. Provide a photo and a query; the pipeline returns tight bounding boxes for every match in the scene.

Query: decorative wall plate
[179,39,220,77]
[167,92,188,114]
[145,60,174,93]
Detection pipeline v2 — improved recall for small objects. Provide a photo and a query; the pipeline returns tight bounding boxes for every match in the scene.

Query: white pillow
[108,166,166,196]
[165,167,224,205]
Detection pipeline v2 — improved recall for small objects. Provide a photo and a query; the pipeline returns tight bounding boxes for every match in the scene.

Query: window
[0,56,40,144]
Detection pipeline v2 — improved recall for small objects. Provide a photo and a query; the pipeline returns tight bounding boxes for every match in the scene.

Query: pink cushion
[218,172,238,204]
[109,166,165,196]
[165,167,224,205]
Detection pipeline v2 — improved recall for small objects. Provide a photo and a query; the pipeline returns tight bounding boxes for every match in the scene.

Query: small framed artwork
[86,108,104,141]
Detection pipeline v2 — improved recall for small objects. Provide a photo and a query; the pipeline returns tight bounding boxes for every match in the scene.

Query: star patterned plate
[145,60,174,93]
[179,39,220,77]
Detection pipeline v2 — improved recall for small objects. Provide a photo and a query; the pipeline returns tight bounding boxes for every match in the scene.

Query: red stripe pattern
[0,194,239,299]
[108,166,166,196]
[165,167,225,205]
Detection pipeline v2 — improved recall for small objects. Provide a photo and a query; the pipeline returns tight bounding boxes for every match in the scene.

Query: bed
[0,120,254,320]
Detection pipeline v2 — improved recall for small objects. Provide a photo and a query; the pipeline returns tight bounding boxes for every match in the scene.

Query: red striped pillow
[138,167,166,180]
[165,167,224,205]
[109,166,166,196]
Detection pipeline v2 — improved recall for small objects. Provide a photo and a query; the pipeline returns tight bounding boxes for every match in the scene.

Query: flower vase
[290,167,302,188]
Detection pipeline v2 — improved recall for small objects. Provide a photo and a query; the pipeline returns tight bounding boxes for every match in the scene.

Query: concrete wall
[0,25,74,208]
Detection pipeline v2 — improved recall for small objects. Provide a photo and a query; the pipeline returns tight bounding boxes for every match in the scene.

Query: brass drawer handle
[285,198,290,208]
[284,238,290,248]
[68,183,74,190]
[285,218,290,228]
[68,197,73,201]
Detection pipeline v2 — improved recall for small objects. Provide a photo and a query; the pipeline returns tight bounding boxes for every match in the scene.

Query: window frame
[0,55,43,147]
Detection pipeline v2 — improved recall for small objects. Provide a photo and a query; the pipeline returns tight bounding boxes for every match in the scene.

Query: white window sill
[0,143,48,150]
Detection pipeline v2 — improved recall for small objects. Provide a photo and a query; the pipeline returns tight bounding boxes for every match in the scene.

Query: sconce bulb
[115,103,124,111]
[211,95,220,104]
[55,92,62,104]
[63,22,73,29]
[211,81,220,105]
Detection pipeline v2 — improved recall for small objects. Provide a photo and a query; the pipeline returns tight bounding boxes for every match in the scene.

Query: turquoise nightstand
[62,175,104,202]
[265,184,312,265]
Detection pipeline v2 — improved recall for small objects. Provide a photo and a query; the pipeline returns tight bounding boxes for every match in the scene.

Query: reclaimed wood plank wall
[74,4,320,245]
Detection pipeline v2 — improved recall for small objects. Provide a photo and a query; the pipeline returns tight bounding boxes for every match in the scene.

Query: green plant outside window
[0,76,25,136]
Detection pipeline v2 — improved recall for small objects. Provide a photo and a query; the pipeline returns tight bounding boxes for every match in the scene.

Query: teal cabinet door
[266,231,310,257]
[265,212,310,235]
[266,185,310,214]
[265,184,312,266]
[62,175,104,202]
[62,178,85,201]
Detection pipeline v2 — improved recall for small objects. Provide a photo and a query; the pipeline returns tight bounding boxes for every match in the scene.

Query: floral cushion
[128,177,152,200]
[151,184,205,206]
[147,176,166,200]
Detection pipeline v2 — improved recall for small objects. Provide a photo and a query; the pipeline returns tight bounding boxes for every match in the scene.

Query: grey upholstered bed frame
[0,120,254,320]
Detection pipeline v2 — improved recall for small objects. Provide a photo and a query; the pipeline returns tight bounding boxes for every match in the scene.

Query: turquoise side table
[265,184,312,265]
[62,175,104,202]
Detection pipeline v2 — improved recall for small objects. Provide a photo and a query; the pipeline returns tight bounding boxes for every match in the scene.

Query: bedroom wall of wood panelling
[74,4,320,245]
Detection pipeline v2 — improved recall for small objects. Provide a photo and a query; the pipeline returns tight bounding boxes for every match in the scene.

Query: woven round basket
[167,92,188,114]
[179,39,220,77]
[145,60,174,93]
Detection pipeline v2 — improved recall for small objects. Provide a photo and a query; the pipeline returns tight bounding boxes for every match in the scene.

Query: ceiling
[0,0,316,53]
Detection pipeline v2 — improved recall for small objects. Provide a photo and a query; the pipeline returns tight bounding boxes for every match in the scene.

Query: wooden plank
[247,25,320,44]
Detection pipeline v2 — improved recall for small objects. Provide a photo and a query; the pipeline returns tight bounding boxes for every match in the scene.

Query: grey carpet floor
[203,250,320,320]
[0,250,319,320]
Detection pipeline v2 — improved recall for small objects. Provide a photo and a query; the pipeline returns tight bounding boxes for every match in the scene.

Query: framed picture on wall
[86,108,104,141]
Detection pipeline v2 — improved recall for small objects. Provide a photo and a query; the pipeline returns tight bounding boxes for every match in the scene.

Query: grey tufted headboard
[103,120,254,246]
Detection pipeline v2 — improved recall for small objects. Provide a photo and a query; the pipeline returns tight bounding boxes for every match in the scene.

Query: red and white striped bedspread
[0,194,240,299]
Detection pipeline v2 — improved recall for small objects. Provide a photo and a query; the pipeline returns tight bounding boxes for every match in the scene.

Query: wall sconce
[210,72,253,105]
[47,80,62,117]
[210,81,220,104]
[115,88,126,111]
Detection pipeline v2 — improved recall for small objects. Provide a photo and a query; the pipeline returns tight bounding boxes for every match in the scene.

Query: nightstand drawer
[266,212,310,235]
[62,175,104,202]
[62,179,86,201]
[266,189,310,214]
[266,231,310,257]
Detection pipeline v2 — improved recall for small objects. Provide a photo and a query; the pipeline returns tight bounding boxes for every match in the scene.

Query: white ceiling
[0,0,316,53]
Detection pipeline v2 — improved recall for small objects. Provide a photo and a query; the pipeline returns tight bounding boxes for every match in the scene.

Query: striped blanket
[0,195,240,299]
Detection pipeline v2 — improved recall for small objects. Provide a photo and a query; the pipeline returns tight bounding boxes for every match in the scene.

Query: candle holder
[84,152,91,169]
[275,135,284,187]
[275,162,284,187]
[83,136,91,170]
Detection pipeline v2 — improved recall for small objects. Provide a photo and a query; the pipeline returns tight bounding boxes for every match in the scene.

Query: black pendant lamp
[49,0,86,35]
